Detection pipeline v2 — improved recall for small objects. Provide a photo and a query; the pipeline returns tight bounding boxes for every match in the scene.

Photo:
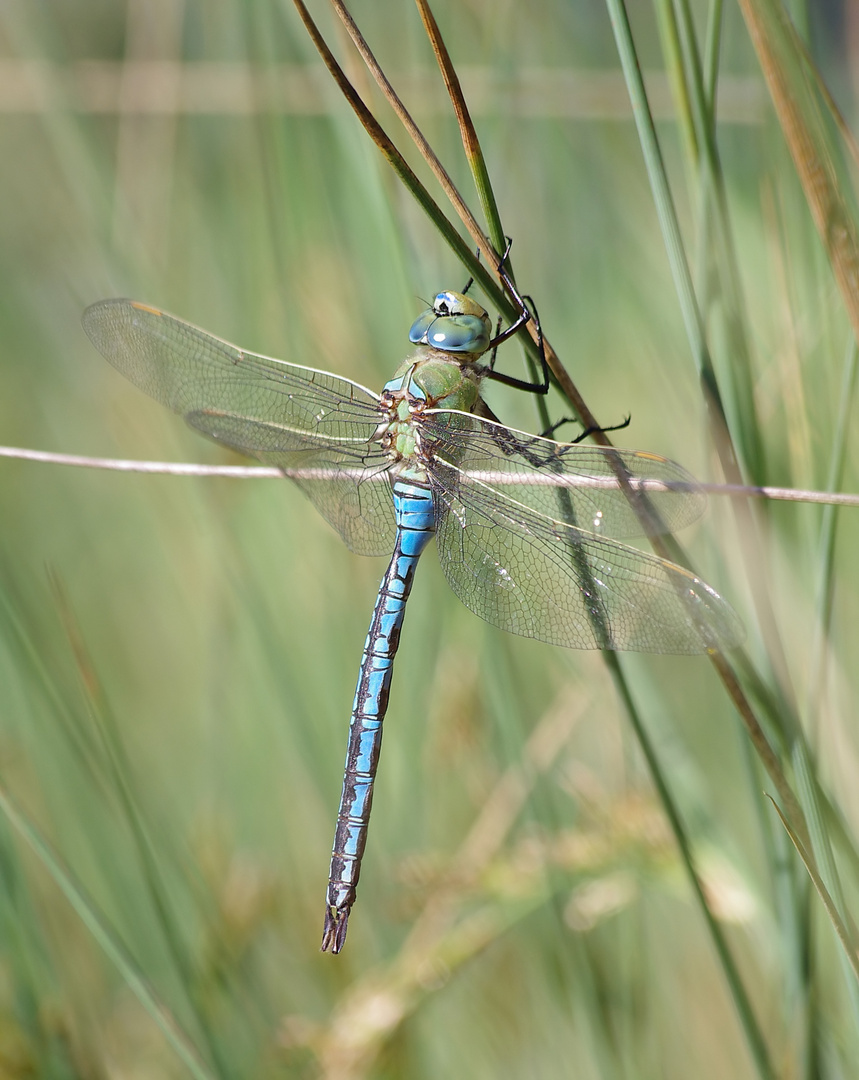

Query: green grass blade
[414,0,505,257]
[608,651,777,1080]
[0,783,215,1080]
[736,0,859,345]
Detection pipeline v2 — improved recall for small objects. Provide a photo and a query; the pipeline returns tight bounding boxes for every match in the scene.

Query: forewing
[425,424,743,654]
[420,410,706,538]
[83,298,395,554]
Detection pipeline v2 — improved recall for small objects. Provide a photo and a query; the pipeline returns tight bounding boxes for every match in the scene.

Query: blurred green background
[0,0,858,1076]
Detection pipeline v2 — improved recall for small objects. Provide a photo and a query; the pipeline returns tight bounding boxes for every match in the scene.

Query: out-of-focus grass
[0,1,857,1077]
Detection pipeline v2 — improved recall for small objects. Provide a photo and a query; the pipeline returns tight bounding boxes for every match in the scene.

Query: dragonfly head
[408,291,491,358]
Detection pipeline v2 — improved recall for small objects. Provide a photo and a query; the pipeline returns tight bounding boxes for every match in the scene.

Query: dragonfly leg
[458,237,550,396]
[541,413,632,442]
[484,282,550,396]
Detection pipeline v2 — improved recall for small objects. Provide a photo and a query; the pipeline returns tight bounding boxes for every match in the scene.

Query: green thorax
[380,349,480,464]
[384,347,482,411]
[379,290,492,469]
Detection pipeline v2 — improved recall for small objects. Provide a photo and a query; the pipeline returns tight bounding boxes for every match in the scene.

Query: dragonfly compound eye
[427,314,490,353]
[408,291,491,355]
[408,308,436,346]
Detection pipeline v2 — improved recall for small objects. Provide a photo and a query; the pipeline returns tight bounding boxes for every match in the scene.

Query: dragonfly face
[408,291,492,356]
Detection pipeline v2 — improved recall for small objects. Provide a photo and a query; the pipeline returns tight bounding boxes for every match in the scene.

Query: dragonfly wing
[420,410,706,538]
[425,426,743,654]
[83,298,395,555]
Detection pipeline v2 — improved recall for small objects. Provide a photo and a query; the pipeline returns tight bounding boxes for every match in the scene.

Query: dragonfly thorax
[384,343,483,415]
[376,388,429,466]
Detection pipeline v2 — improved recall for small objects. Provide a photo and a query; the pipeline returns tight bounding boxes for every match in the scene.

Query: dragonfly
[82,289,743,953]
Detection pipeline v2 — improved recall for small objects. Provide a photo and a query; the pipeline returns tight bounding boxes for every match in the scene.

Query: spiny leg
[460,238,551,396]
[484,241,550,395]
[541,413,632,443]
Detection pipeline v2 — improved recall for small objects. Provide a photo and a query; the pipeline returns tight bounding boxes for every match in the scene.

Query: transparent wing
[422,414,743,654]
[83,298,395,555]
[420,410,705,538]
